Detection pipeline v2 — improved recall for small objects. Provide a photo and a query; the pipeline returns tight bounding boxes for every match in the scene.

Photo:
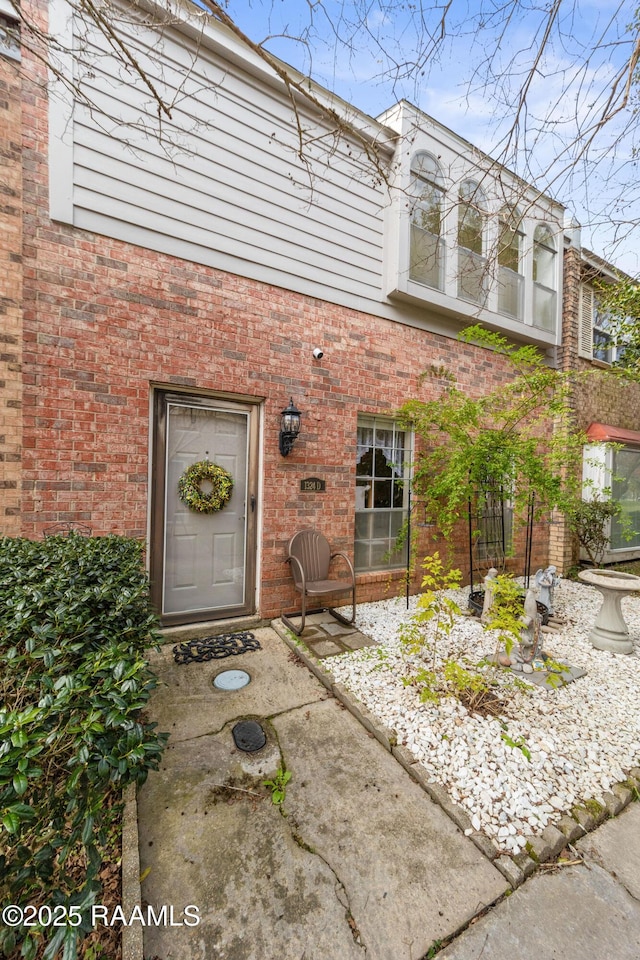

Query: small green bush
[0,534,167,960]
[566,498,620,566]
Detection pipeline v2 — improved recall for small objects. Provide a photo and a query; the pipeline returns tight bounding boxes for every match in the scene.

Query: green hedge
[0,534,167,960]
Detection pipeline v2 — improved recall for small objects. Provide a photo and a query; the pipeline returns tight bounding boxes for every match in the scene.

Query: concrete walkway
[137,623,507,960]
[438,802,640,960]
[135,617,640,960]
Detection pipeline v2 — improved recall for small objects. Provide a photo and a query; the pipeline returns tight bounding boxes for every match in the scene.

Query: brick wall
[559,245,582,376]
[0,48,23,534]
[16,3,551,620]
[560,244,640,432]
[549,244,640,571]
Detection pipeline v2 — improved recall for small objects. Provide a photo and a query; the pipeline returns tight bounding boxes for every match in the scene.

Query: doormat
[173,632,261,664]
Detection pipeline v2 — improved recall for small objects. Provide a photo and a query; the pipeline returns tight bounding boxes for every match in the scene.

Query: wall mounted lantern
[279,398,301,457]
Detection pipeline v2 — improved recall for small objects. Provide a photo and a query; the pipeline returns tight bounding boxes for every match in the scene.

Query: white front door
[152,393,258,625]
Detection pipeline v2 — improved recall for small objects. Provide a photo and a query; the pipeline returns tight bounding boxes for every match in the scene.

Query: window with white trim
[593,300,615,363]
[387,105,564,342]
[497,205,524,320]
[578,284,622,364]
[409,152,445,291]
[533,224,557,332]
[457,180,487,304]
[355,416,411,571]
[611,446,640,550]
[582,441,640,557]
[0,0,20,60]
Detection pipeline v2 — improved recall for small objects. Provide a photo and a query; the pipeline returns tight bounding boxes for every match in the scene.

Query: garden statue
[534,565,559,614]
[481,568,498,623]
[498,587,544,672]
[510,588,543,672]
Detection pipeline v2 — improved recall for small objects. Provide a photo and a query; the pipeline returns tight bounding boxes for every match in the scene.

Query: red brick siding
[561,245,640,432]
[17,4,551,618]
[0,51,23,533]
[549,245,640,570]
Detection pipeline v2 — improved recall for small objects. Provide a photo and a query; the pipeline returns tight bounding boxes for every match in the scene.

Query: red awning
[586,422,640,446]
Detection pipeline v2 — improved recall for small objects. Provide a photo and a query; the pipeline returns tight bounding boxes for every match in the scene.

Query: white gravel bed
[329,579,640,855]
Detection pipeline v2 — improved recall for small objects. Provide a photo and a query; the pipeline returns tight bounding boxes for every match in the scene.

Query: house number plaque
[300,477,325,493]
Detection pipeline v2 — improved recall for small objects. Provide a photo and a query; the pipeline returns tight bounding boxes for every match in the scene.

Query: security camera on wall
[313,347,324,360]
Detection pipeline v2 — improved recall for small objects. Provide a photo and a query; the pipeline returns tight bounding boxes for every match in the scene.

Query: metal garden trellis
[467,481,537,615]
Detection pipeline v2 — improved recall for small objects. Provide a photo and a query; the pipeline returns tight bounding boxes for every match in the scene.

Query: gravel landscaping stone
[327,578,640,856]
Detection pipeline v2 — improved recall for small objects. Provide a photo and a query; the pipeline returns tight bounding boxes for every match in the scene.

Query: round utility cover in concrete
[213,669,251,691]
[232,720,267,752]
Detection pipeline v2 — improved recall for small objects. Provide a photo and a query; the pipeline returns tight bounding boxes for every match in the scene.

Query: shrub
[0,534,167,960]
[481,573,527,659]
[566,498,620,566]
[400,552,462,669]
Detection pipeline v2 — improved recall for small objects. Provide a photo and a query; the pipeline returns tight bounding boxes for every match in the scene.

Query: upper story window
[409,152,445,291]
[457,180,487,304]
[532,224,557,331]
[593,300,615,362]
[0,0,20,61]
[497,205,524,320]
[388,125,562,344]
[578,284,623,363]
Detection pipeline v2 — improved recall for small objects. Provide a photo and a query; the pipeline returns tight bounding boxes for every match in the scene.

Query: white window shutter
[578,284,594,359]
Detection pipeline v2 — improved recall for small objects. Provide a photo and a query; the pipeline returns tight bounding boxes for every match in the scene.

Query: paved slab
[146,626,329,742]
[438,863,640,960]
[273,698,506,960]
[137,626,506,960]
[576,801,640,899]
[286,611,376,656]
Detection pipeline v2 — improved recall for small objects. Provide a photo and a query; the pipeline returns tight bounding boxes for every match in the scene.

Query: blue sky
[222,0,639,274]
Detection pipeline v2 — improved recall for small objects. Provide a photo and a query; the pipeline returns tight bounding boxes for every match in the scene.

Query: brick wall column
[0,45,23,533]
[547,508,576,573]
[560,245,582,373]
[546,245,584,572]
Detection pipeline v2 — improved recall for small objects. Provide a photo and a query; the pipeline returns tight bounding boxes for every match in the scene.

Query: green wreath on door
[177,460,234,514]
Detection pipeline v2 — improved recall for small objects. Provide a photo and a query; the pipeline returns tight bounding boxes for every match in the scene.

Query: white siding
[61,3,391,312]
[48,1,566,343]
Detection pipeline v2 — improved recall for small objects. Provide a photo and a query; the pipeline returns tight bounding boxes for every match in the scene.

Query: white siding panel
[73,207,388,316]
[70,11,388,308]
[72,139,382,279]
[73,183,380,298]
[73,52,384,223]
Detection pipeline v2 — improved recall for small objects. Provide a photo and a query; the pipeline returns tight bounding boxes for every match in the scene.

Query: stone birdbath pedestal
[578,568,640,655]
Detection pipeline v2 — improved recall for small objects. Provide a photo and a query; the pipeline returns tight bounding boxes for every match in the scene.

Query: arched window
[409,152,445,290]
[533,224,557,331]
[457,180,487,303]
[498,205,524,319]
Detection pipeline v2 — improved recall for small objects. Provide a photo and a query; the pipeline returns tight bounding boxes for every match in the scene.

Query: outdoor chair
[281,529,356,636]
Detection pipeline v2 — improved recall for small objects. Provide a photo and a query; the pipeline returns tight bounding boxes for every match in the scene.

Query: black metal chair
[281,529,356,636]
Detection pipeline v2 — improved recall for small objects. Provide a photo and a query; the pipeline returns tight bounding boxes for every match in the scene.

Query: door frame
[150,388,260,626]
